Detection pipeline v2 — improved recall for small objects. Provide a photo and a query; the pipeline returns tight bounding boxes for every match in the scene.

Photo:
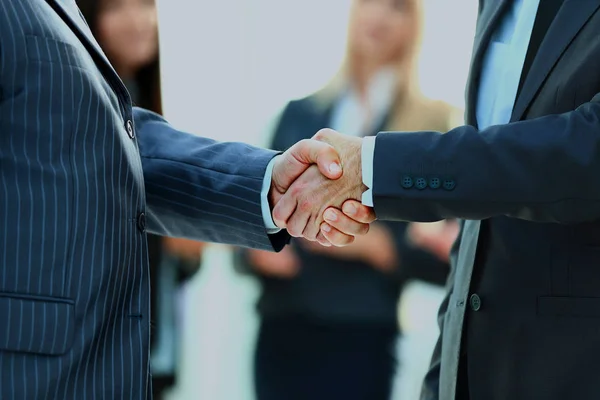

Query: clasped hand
[269,129,374,246]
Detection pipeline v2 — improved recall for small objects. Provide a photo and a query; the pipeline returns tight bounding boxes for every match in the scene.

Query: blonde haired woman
[241,0,460,398]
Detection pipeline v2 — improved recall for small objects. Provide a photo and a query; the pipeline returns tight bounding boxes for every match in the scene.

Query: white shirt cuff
[261,156,281,234]
[361,136,376,207]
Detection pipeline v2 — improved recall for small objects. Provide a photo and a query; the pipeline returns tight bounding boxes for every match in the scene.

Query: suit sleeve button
[415,177,427,189]
[443,179,456,191]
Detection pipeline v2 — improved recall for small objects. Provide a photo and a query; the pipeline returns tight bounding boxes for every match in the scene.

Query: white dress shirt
[361,0,540,206]
[330,68,397,138]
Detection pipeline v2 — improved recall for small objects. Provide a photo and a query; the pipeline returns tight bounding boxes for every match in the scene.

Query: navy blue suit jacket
[0,0,287,398]
[367,1,600,399]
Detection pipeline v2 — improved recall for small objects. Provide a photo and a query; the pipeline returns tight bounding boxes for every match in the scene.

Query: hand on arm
[246,246,300,279]
[301,218,398,272]
[162,237,205,263]
[407,220,460,262]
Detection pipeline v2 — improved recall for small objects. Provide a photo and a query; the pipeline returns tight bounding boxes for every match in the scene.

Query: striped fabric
[0,0,287,398]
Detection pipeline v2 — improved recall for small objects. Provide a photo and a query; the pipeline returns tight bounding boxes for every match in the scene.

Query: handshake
[268,129,375,247]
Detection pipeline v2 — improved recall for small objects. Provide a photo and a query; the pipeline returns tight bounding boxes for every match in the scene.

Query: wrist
[268,180,277,212]
[347,138,367,201]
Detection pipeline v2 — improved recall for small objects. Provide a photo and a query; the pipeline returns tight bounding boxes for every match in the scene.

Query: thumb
[286,139,343,181]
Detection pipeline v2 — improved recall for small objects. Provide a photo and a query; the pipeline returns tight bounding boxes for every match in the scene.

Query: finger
[323,208,370,237]
[302,205,325,241]
[341,200,377,224]
[288,138,342,180]
[312,128,341,146]
[315,231,332,247]
[320,223,355,247]
[302,215,321,242]
[285,198,312,238]
[272,178,305,228]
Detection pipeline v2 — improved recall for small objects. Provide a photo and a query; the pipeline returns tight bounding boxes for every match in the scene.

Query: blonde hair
[313,0,458,133]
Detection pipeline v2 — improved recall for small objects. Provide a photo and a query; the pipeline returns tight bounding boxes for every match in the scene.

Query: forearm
[373,93,600,223]
[135,108,289,250]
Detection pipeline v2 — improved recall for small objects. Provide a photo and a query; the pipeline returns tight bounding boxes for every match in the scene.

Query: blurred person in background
[239,0,460,399]
[78,0,205,398]
[408,221,461,264]
[273,0,600,398]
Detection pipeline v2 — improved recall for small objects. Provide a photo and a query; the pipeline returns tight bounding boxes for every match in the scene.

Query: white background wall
[156,1,478,399]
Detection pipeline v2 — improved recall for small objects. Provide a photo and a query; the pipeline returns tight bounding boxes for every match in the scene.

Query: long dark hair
[78,0,165,295]
[78,0,163,114]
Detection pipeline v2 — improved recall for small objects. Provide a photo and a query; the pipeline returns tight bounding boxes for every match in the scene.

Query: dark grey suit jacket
[363,0,600,399]
[0,0,287,398]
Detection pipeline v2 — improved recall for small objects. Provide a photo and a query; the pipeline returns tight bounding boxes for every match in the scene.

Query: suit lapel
[511,0,600,121]
[47,0,127,95]
[465,0,511,126]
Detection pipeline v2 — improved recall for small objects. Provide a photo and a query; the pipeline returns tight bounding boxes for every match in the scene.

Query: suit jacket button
[137,212,146,233]
[401,176,414,189]
[429,177,441,189]
[443,179,456,191]
[415,177,427,190]
[470,294,481,311]
[126,120,135,139]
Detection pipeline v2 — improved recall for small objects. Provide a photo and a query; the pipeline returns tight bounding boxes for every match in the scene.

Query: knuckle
[272,209,284,226]
[313,129,326,141]
[314,128,335,142]
[296,139,309,149]
[299,199,313,213]
[359,223,370,236]
[290,184,304,197]
[287,223,302,238]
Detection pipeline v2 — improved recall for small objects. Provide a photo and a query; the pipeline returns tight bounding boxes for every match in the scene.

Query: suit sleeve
[134,107,289,251]
[420,221,463,400]
[236,103,295,273]
[373,93,600,223]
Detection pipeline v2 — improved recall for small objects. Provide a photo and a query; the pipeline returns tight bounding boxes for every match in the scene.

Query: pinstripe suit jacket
[0,0,288,398]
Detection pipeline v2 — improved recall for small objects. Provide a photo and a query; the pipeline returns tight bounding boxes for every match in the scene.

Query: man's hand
[272,129,371,245]
[270,138,343,208]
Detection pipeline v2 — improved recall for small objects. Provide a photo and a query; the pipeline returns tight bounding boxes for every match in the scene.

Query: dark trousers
[254,317,398,400]
[455,354,470,400]
[151,376,175,400]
